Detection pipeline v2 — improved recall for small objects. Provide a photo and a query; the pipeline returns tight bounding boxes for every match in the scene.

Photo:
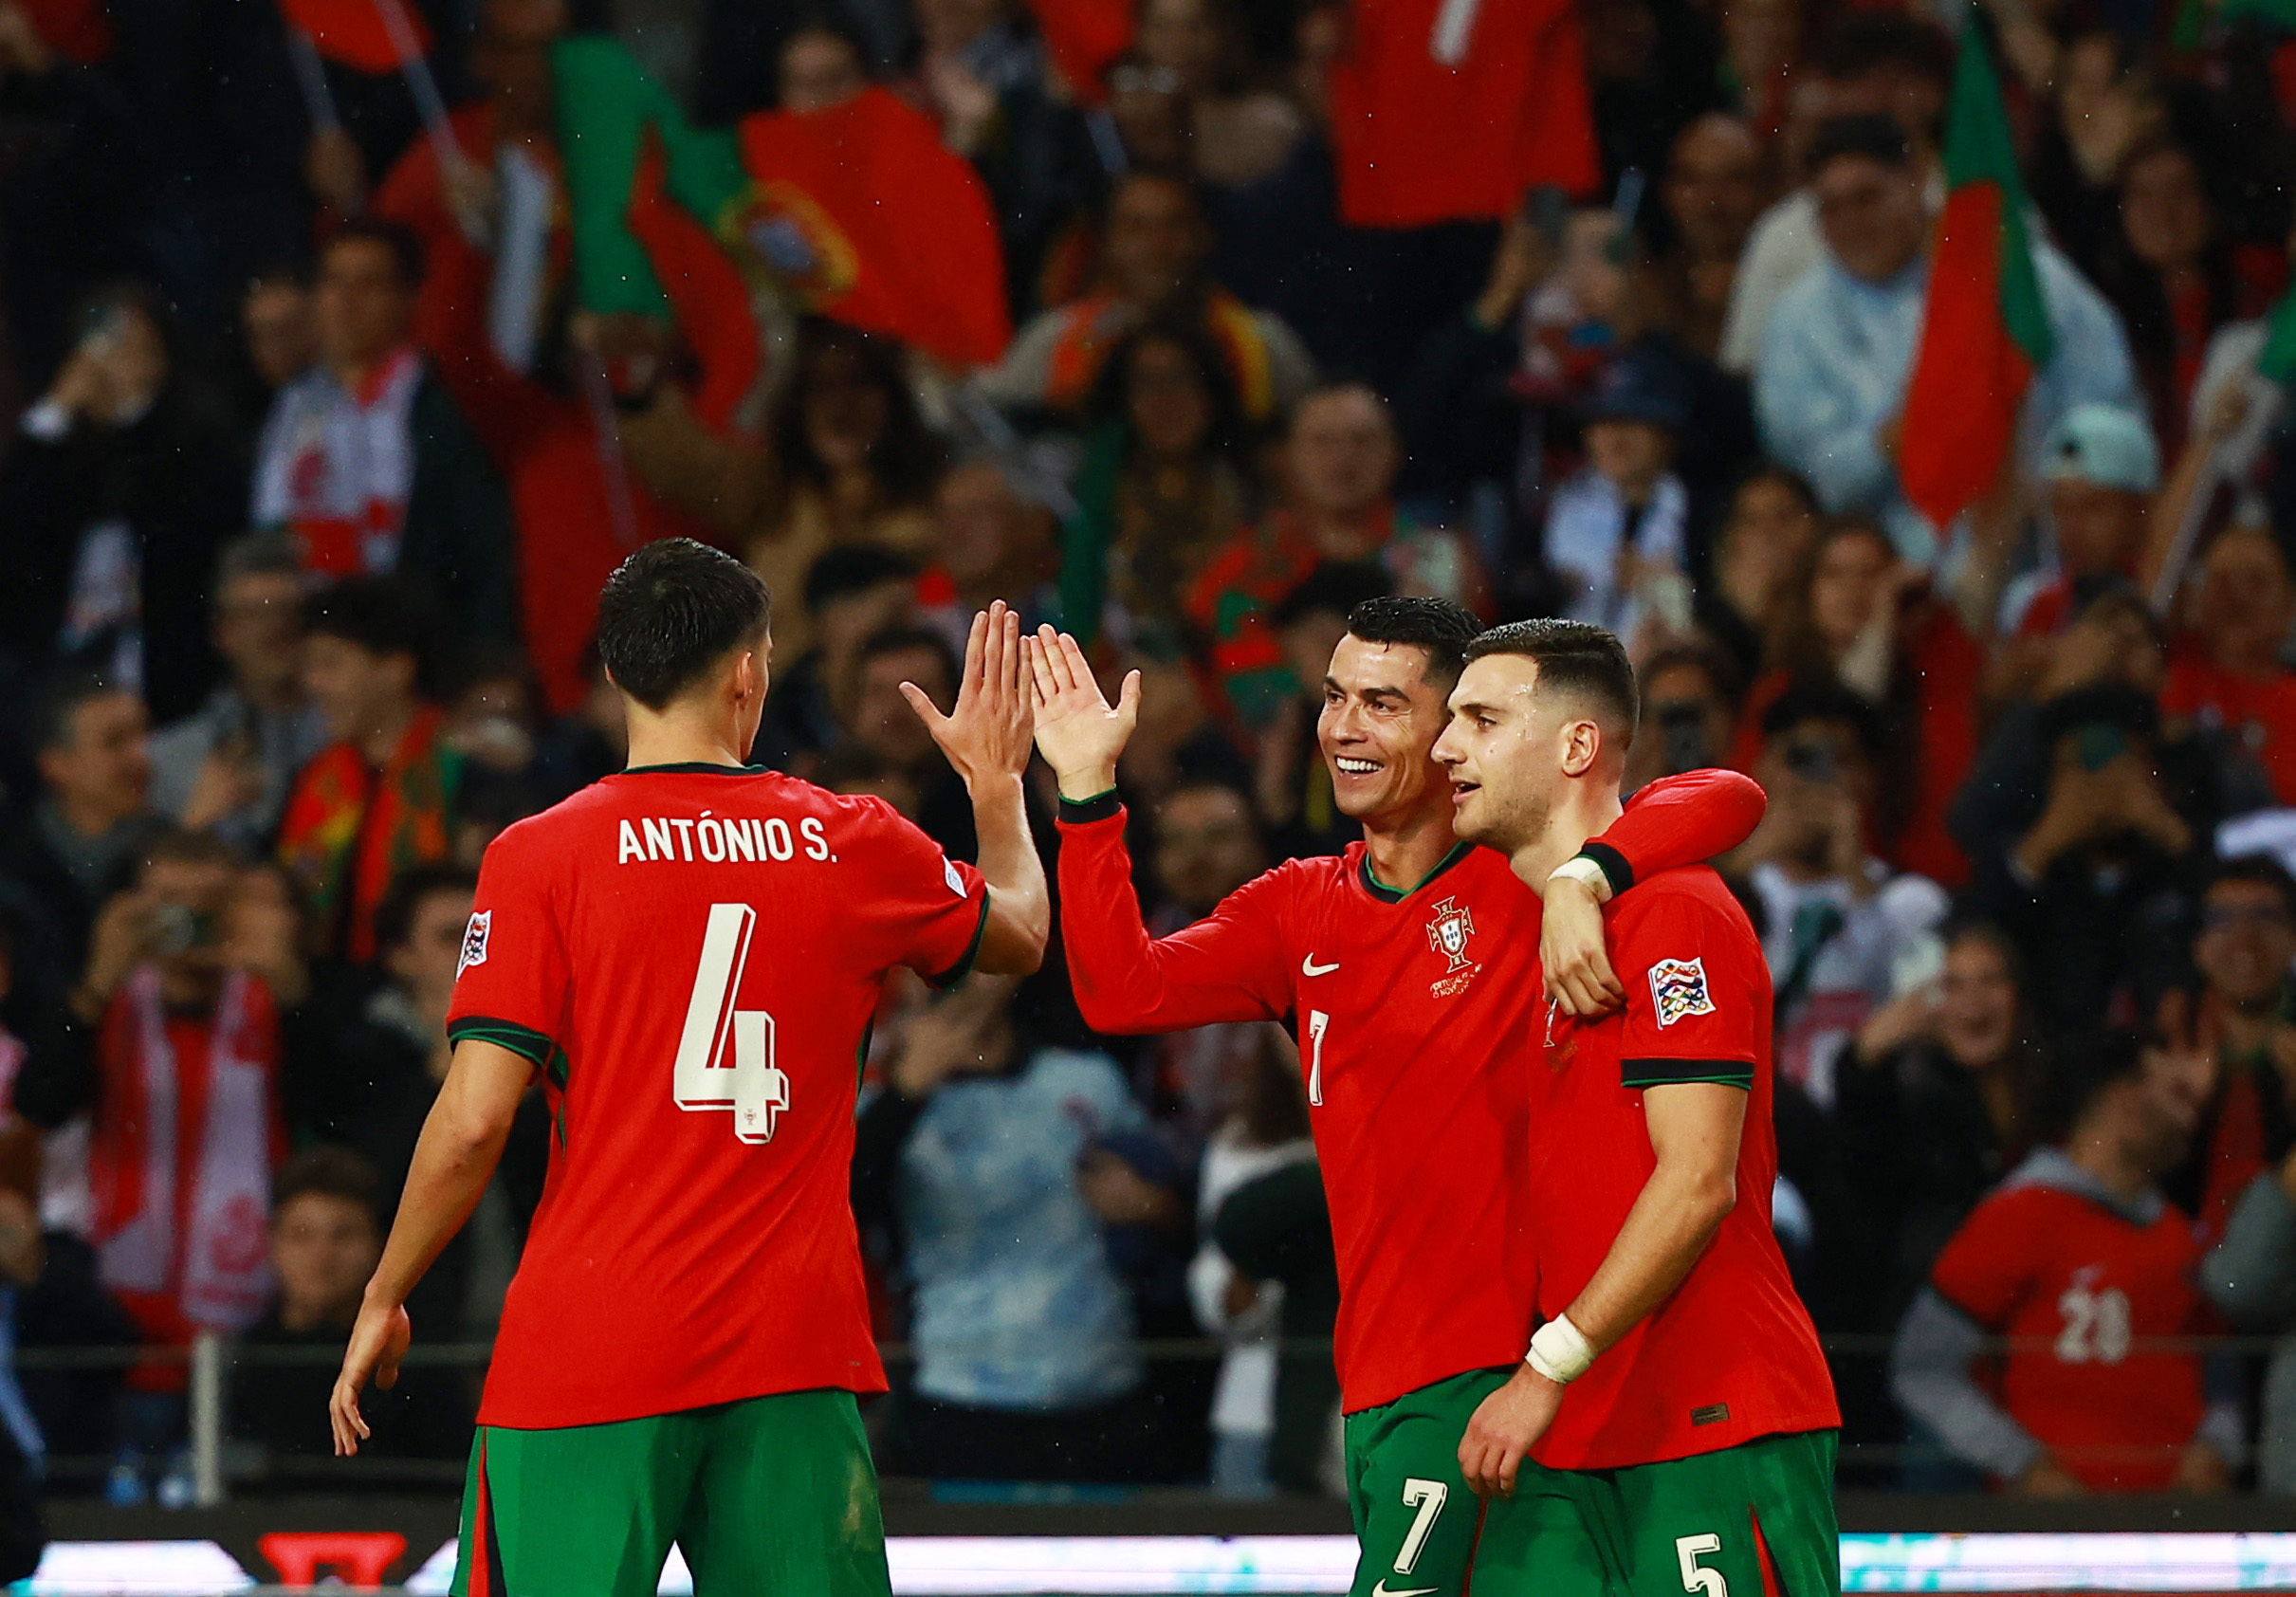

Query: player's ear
[1558,716,1602,779]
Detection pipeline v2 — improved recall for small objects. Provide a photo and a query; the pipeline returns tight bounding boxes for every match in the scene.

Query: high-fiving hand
[905,601,1035,790]
[1026,626,1142,800]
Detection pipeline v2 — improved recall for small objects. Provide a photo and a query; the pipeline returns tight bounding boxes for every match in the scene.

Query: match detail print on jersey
[674,904,790,1145]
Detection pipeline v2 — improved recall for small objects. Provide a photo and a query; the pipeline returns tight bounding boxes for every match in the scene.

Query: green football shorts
[1565,1429,1841,1597]
[1342,1368,1607,1597]
[452,1388,891,1597]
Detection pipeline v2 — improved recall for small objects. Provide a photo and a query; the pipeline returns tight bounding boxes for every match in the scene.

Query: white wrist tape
[1526,1314,1594,1385]
[1547,855,1612,902]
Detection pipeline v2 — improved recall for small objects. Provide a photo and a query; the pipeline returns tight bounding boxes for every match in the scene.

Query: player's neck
[1360,799,1459,894]
[1511,783,1624,897]
[622,703,749,771]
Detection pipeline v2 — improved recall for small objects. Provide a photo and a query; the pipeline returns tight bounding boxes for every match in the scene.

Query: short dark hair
[212,531,304,597]
[1816,13,1954,87]
[1345,596,1479,688]
[322,217,425,289]
[803,544,917,614]
[1759,678,1885,763]
[29,670,133,757]
[2040,1031,2148,1145]
[1463,618,1640,741]
[303,577,438,670]
[1273,560,1395,630]
[272,1146,383,1227]
[2205,854,2296,922]
[1639,642,1744,712]
[373,863,479,957]
[1805,113,1914,180]
[857,626,960,689]
[595,539,772,711]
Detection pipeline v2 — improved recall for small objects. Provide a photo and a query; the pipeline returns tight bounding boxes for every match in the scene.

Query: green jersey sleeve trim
[449,1016,564,1086]
[927,891,993,989]
[1622,1057,1754,1090]
[1577,841,1633,897]
[1057,789,1124,825]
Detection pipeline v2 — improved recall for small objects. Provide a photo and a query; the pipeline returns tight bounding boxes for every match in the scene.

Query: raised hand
[903,601,1033,790]
[1026,625,1141,800]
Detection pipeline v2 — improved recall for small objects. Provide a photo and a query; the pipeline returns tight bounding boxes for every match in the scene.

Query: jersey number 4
[675,904,789,1144]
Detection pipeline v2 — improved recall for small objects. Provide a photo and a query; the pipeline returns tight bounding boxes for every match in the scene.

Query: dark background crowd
[2,0,2296,1523]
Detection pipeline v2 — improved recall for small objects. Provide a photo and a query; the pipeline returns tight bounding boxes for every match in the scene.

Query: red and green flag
[275,0,432,73]
[1900,20,2054,528]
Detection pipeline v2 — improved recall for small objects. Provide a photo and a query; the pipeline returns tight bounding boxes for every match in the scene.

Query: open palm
[1026,626,1141,797]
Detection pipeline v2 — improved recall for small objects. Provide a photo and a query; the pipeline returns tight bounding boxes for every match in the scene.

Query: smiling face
[1315,634,1455,828]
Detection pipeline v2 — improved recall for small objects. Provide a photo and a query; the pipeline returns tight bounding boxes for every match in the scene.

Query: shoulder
[1612,867,1762,973]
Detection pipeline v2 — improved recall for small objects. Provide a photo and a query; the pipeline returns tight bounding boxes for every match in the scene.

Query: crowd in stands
[6,0,2296,1512]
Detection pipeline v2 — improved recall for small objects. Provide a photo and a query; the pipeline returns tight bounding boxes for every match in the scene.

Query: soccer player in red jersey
[1894,1033,2235,1494]
[1434,619,1839,1597]
[326,541,1050,1597]
[1028,598,1766,1597]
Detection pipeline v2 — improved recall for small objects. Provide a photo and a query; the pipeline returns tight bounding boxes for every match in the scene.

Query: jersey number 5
[675,904,789,1144]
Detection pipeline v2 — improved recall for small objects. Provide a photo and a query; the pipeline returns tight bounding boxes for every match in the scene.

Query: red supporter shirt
[1928,1172,2213,1492]
[1056,770,1765,1414]
[1532,867,1838,1470]
[2162,641,2296,806]
[447,764,989,1428]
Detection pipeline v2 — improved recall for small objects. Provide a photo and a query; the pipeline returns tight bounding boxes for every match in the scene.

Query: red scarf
[277,705,460,962]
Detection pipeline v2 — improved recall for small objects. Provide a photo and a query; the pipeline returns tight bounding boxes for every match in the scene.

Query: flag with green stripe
[1900,20,2054,528]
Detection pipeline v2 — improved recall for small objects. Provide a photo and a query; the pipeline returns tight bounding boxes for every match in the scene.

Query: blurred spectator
[1732,681,1949,1108]
[758,547,922,772]
[1736,519,1981,885]
[853,978,1181,1482]
[0,283,246,723]
[1626,644,1741,792]
[1721,15,1953,374]
[276,579,456,966]
[982,173,1315,425]
[846,627,972,850]
[1837,923,2050,1332]
[745,320,939,663]
[1643,113,1769,361]
[2161,528,2296,807]
[1212,1136,1338,1494]
[1187,1023,1313,1496]
[230,1147,470,1483]
[0,673,156,977]
[29,830,284,1498]
[1696,466,1822,688]
[2026,32,2164,286]
[2095,138,2279,456]
[1966,681,2202,1037]
[2002,405,2160,646]
[1189,384,1474,730]
[233,270,317,413]
[779,19,870,112]
[145,536,327,854]
[1543,348,1693,641]
[2160,857,2296,1244]
[1135,778,1270,1137]
[1754,113,2139,567]
[919,456,1060,650]
[1062,319,1255,650]
[250,221,517,642]
[1893,1033,2240,1495]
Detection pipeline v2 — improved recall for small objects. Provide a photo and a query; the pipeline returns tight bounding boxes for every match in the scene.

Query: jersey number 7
[674,904,789,1144]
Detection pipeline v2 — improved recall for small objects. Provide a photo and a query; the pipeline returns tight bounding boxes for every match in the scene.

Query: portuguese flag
[1899,21,2053,529]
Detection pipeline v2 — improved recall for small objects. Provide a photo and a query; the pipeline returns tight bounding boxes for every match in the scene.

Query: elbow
[1688,1169,1737,1236]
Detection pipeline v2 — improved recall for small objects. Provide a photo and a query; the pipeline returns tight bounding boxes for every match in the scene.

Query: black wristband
[1577,841,1634,897]
[1057,788,1124,825]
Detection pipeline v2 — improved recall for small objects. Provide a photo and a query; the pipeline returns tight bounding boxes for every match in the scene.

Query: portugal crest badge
[1426,896,1476,973]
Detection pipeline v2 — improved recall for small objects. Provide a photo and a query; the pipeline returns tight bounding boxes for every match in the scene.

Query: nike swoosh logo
[1371,1583,1436,1597]
[1302,955,1341,977]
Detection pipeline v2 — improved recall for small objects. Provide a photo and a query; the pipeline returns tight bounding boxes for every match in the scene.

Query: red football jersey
[1056,770,1766,1413]
[1929,1175,2213,1491]
[1531,867,1838,1470]
[447,765,989,1428]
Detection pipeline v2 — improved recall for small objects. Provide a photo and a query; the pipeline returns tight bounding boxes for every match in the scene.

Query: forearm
[970,774,1048,973]
[1561,1159,1735,1351]
[364,1076,520,1312]
[1890,1288,2041,1479]
[1056,805,1285,1031]
[1582,769,1767,895]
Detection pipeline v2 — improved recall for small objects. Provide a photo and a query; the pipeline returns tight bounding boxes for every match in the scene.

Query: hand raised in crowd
[1471,210,1552,333]
[904,601,1034,791]
[1075,1148,1180,1228]
[1028,624,1143,800]
[1854,977,1944,1061]
[74,888,155,1021]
